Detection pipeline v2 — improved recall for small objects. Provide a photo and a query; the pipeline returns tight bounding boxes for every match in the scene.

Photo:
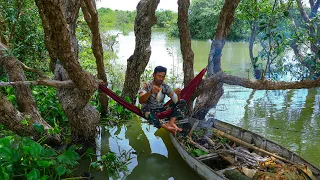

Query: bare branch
[296,0,310,23]
[0,79,75,88]
[219,72,320,90]
[196,71,320,96]
[17,61,50,79]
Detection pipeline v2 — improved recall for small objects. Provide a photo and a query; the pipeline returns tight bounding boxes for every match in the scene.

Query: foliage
[155,9,178,29]
[167,0,250,41]
[187,0,224,39]
[165,40,183,88]
[77,13,125,90]
[190,148,208,157]
[98,8,136,34]
[90,151,131,179]
[140,65,154,83]
[0,135,80,179]
[0,0,49,76]
[32,86,67,127]
[106,90,133,120]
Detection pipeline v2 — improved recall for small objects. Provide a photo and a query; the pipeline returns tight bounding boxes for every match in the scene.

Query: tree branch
[17,61,50,79]
[310,0,320,18]
[0,79,75,88]
[296,0,310,23]
[197,71,320,95]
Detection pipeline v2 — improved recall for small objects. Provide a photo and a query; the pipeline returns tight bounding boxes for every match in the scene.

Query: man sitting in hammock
[138,66,186,135]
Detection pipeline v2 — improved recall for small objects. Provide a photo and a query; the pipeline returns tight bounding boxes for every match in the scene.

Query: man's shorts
[141,100,187,128]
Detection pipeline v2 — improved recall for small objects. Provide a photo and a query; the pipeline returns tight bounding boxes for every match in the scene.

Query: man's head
[153,66,167,85]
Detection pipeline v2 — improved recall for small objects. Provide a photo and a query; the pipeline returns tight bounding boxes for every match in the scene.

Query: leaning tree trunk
[121,0,160,103]
[0,45,61,145]
[296,0,320,54]
[81,0,109,116]
[193,0,240,120]
[177,0,194,115]
[36,0,100,144]
[249,19,261,79]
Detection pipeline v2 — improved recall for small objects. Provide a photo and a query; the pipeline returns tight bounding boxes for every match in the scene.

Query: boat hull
[170,118,320,180]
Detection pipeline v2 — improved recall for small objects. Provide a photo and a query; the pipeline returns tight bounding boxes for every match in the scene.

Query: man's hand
[151,86,161,94]
[174,88,181,95]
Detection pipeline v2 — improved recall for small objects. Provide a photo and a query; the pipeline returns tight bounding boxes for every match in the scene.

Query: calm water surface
[88,31,320,179]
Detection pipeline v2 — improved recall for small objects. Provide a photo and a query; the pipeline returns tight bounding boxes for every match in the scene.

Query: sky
[96,0,178,12]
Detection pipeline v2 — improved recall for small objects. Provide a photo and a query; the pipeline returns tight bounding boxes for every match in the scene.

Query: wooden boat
[171,118,320,180]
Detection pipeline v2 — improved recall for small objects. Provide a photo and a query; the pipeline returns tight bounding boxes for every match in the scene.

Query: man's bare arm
[169,88,181,103]
[139,91,152,104]
[139,85,161,104]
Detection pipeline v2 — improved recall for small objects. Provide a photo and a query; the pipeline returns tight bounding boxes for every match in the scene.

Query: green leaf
[42,148,57,157]
[0,147,12,160]
[40,175,48,180]
[283,11,289,17]
[55,165,66,176]
[37,160,51,167]
[11,149,20,162]
[32,123,44,134]
[22,146,31,155]
[190,149,208,157]
[5,164,13,173]
[0,136,12,148]
[30,142,43,157]
[21,119,29,126]
[0,167,10,180]
[27,169,40,180]
[90,162,99,169]
[124,96,132,103]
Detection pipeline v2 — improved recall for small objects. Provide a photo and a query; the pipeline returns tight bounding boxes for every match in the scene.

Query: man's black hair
[154,66,167,74]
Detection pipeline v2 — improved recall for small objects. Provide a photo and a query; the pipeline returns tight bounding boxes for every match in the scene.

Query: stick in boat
[212,128,295,164]
[187,137,209,153]
[204,135,216,148]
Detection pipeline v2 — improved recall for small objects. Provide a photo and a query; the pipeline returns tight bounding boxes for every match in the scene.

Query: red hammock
[98,68,207,119]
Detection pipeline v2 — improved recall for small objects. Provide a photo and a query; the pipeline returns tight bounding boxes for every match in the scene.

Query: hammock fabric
[98,68,207,119]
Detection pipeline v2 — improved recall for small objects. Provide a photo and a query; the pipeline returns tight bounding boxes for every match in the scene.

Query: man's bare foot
[169,122,182,132]
[167,126,177,136]
[162,123,177,136]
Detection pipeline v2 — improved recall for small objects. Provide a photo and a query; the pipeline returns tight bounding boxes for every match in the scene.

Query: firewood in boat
[187,137,209,153]
[212,128,294,164]
[203,135,215,146]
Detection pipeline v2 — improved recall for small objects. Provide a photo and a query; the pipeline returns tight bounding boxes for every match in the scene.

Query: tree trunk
[249,20,261,79]
[0,45,61,145]
[193,0,240,120]
[121,0,160,103]
[0,93,61,144]
[54,64,100,144]
[81,0,109,116]
[178,0,195,115]
[178,0,194,86]
[36,0,100,144]
[296,0,320,54]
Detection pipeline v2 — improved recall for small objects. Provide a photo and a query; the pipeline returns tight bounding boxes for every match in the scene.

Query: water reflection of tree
[242,88,320,167]
[125,123,199,180]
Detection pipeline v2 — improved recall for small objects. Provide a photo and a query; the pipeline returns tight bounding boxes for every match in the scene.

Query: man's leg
[145,110,177,135]
[168,117,182,132]
[161,123,177,136]
[168,99,187,132]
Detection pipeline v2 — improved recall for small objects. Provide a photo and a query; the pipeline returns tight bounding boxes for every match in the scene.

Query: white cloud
[96,0,178,11]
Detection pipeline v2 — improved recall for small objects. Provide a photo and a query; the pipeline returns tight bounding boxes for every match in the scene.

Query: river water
[89,31,320,179]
